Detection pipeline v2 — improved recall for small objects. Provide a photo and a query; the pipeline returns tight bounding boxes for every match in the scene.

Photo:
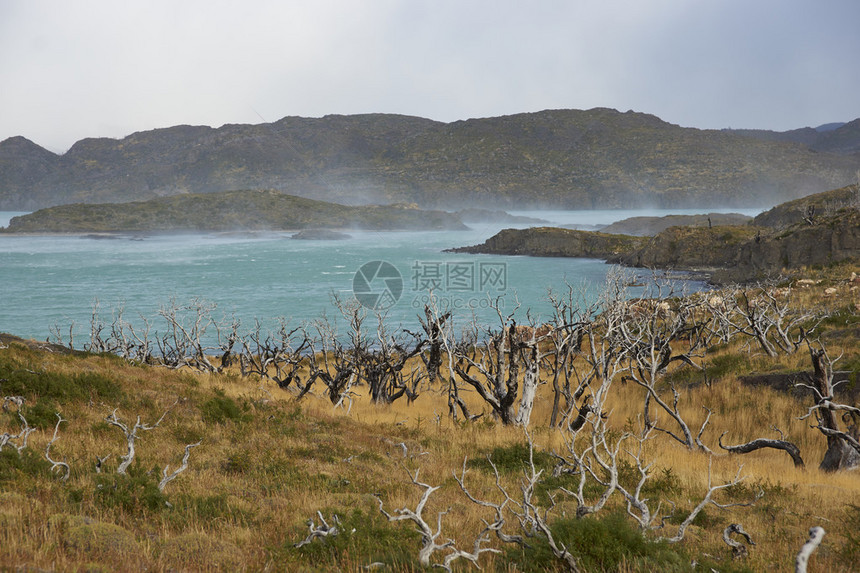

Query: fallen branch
[45,413,70,481]
[719,430,805,468]
[294,511,341,548]
[722,523,754,560]
[795,526,825,573]
[158,440,201,492]
[0,412,35,454]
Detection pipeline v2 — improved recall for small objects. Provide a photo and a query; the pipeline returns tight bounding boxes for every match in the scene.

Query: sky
[2,0,860,153]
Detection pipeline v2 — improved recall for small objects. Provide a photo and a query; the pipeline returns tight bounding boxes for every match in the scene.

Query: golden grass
[2,272,859,571]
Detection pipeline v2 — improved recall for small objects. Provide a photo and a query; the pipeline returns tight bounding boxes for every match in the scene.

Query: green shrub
[0,447,53,483]
[467,441,555,475]
[93,467,167,514]
[200,388,250,424]
[0,355,123,403]
[20,399,61,429]
[508,511,693,573]
[288,504,420,570]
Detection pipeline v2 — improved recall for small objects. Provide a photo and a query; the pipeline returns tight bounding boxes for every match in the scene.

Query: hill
[599,212,752,236]
[725,118,860,155]
[0,189,467,233]
[1,109,859,210]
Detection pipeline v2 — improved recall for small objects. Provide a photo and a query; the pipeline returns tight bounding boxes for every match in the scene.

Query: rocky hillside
[599,212,752,236]
[751,184,860,229]
[2,109,859,210]
[0,189,467,233]
[726,118,860,155]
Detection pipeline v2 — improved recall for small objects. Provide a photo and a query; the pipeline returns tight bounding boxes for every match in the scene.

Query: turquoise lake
[0,208,760,345]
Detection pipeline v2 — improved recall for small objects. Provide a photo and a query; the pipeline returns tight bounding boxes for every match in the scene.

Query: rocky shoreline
[448,186,860,284]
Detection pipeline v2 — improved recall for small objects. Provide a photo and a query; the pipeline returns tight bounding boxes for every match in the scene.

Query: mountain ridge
[2,108,859,210]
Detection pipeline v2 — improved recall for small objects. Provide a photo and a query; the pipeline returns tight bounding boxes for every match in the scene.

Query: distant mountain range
[1,108,859,211]
[723,118,860,154]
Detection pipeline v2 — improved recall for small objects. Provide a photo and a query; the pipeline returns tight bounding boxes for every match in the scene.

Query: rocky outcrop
[713,209,860,283]
[752,184,860,229]
[600,213,752,236]
[448,200,860,284]
[620,225,758,271]
[445,227,646,259]
[291,229,352,240]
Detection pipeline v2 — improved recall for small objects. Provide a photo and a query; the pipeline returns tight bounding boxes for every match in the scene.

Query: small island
[0,189,469,234]
[290,229,352,240]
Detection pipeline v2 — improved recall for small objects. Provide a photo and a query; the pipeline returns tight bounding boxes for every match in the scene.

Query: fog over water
[0,208,761,345]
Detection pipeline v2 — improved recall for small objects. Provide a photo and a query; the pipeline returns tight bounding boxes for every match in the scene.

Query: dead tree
[298,316,356,406]
[358,314,426,405]
[240,318,309,391]
[453,299,521,425]
[412,303,451,385]
[714,286,814,358]
[543,283,598,427]
[374,467,499,570]
[106,401,177,474]
[617,455,759,543]
[616,287,711,450]
[437,311,479,422]
[453,297,547,426]
[155,298,238,373]
[455,433,581,572]
[798,344,860,471]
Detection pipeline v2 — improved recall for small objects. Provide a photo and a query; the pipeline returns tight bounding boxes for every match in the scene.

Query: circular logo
[352,261,403,310]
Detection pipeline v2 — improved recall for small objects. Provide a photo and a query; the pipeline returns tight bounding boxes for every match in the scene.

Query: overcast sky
[2,0,859,153]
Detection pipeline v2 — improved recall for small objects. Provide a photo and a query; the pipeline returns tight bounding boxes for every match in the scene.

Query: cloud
[1,0,859,151]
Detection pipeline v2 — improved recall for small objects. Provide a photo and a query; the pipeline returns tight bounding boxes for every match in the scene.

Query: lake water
[0,208,760,345]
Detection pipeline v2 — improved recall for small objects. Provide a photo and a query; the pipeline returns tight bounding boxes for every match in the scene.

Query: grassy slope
[1,271,860,571]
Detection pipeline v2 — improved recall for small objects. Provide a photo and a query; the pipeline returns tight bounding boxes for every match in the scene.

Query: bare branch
[0,412,35,454]
[158,441,201,492]
[45,413,70,481]
[374,467,452,567]
[719,430,805,468]
[723,523,755,560]
[106,400,178,474]
[795,526,825,573]
[294,511,341,548]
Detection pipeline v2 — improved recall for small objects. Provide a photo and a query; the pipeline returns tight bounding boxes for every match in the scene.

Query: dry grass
[1,271,859,572]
